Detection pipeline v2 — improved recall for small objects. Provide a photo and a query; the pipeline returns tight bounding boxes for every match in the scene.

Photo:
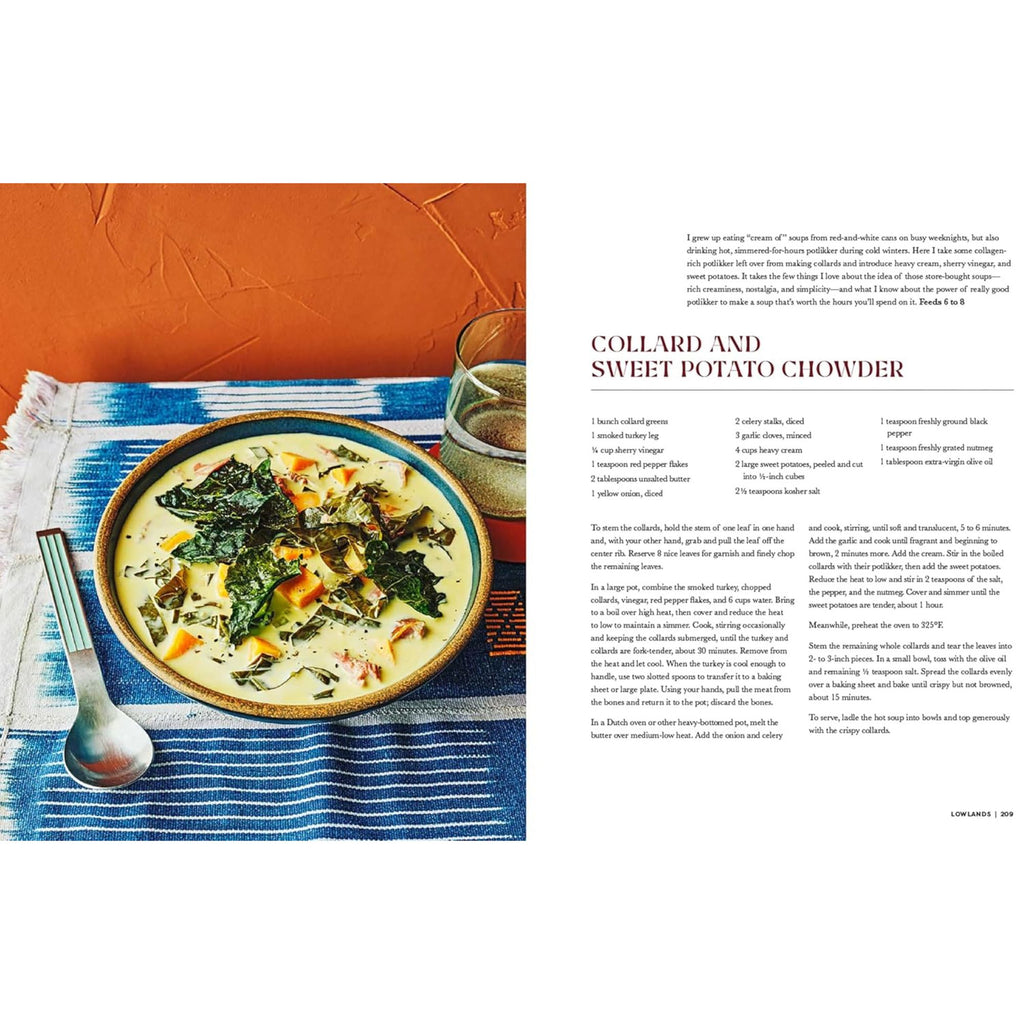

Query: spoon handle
[38,529,116,711]
[37,529,94,652]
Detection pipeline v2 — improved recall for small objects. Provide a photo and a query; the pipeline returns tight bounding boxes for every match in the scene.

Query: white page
[522,9,1020,1018]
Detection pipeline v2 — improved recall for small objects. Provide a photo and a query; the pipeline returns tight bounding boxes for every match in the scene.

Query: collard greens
[224,546,301,645]
[157,457,293,529]
[364,539,445,618]
[151,446,456,657]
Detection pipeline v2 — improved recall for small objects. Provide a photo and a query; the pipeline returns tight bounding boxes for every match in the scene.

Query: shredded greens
[138,596,167,645]
[153,567,188,610]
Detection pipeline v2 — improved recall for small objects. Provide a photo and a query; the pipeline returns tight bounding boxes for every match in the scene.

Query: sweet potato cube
[241,636,283,663]
[289,491,321,512]
[330,466,358,486]
[160,529,193,552]
[217,563,229,597]
[281,452,316,472]
[164,629,202,659]
[276,567,325,608]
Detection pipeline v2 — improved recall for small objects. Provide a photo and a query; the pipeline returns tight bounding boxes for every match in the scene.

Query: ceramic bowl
[94,411,492,720]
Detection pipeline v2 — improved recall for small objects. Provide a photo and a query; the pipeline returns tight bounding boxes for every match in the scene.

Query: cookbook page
[537,214,1019,827]
[526,12,1020,1021]
[1,3,1019,1021]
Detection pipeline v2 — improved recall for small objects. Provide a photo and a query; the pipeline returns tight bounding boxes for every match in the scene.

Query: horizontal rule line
[590,388,1014,392]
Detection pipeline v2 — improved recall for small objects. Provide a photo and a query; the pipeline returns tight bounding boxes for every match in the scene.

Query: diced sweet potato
[281,452,316,472]
[164,629,202,659]
[330,466,358,486]
[289,491,321,512]
[159,529,193,552]
[217,563,229,597]
[276,567,325,608]
[240,636,283,663]
[272,544,314,561]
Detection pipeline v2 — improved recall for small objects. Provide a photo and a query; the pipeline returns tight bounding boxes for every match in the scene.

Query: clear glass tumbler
[439,308,526,521]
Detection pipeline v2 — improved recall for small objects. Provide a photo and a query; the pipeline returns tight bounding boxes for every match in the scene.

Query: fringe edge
[0,371,61,576]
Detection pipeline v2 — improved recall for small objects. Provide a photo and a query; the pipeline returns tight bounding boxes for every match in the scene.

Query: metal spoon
[37,529,154,788]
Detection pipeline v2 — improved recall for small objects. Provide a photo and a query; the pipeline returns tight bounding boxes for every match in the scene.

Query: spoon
[37,529,154,788]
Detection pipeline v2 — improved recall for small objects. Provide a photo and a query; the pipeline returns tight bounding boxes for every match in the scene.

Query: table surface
[0,374,525,840]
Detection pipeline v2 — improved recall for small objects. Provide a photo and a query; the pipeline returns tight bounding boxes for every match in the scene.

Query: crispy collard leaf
[194,457,252,490]
[253,458,297,529]
[156,457,293,528]
[172,525,249,563]
[364,539,444,618]
[160,458,297,565]
[225,546,302,645]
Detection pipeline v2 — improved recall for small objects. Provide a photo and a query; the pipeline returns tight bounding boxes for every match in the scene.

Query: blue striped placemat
[0,373,525,840]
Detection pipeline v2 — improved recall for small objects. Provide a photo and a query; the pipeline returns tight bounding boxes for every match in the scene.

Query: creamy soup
[114,433,474,705]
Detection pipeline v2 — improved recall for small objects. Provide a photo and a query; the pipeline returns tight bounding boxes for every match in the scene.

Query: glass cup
[439,308,526,523]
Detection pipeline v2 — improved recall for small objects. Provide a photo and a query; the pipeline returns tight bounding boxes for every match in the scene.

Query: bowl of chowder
[94,412,492,720]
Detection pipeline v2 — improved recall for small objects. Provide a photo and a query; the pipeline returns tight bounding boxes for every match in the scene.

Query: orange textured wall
[0,183,525,431]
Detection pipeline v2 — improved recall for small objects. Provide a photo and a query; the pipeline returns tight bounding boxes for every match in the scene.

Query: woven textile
[0,374,525,840]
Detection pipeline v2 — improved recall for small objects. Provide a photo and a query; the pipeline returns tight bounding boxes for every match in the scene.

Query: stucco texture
[0,183,526,433]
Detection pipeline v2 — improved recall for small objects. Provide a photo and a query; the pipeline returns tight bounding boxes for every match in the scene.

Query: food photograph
[0,183,526,840]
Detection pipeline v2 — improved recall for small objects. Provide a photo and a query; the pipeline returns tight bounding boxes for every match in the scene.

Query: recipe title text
[590,335,905,380]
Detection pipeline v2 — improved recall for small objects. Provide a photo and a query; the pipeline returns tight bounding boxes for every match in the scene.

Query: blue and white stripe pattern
[0,374,525,840]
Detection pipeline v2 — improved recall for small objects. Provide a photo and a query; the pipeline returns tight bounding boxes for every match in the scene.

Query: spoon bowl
[63,687,154,789]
